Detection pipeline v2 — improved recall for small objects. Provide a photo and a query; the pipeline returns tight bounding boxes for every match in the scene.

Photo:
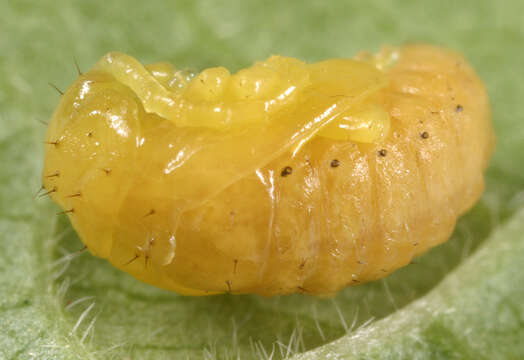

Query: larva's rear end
[43,45,493,296]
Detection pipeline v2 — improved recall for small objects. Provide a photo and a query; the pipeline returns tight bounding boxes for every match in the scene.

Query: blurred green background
[1,1,523,359]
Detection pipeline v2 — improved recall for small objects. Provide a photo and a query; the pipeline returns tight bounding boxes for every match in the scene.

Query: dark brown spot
[299,259,307,269]
[102,168,111,175]
[233,259,238,274]
[87,132,93,137]
[456,104,463,112]
[144,209,155,217]
[330,159,340,168]
[281,166,293,177]
[378,149,387,157]
[421,131,429,139]
[381,269,388,273]
[65,192,82,198]
[413,242,419,246]
[226,280,232,293]
[297,286,307,292]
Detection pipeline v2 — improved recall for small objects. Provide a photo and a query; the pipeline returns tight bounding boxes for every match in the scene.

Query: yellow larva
[42,45,494,296]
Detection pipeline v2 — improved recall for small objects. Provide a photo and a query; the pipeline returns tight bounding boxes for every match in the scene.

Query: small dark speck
[456,104,464,112]
[378,149,387,157]
[330,159,340,168]
[421,131,429,139]
[281,166,293,177]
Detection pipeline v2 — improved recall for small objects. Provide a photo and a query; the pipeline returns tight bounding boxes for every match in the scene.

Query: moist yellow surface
[42,45,494,296]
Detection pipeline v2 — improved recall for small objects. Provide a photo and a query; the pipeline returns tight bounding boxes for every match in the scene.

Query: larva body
[43,45,493,296]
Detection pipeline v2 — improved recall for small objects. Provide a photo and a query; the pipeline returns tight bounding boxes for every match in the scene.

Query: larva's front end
[42,70,143,262]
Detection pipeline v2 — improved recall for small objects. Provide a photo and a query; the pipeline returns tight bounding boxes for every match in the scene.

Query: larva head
[42,71,144,257]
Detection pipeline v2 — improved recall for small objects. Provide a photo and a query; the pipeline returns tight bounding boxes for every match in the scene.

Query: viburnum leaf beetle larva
[42,45,494,296]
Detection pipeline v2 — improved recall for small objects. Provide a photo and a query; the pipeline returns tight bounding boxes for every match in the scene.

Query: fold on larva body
[42,45,494,296]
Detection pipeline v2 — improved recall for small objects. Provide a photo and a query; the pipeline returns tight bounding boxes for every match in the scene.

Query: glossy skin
[42,45,494,296]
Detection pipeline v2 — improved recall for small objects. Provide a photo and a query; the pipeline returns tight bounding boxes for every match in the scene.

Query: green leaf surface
[1,1,523,359]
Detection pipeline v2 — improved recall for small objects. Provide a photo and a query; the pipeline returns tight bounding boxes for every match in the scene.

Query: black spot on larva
[330,159,340,168]
[456,104,464,112]
[421,131,429,139]
[143,209,155,217]
[87,131,93,137]
[281,166,293,177]
[102,168,111,175]
[378,149,387,157]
